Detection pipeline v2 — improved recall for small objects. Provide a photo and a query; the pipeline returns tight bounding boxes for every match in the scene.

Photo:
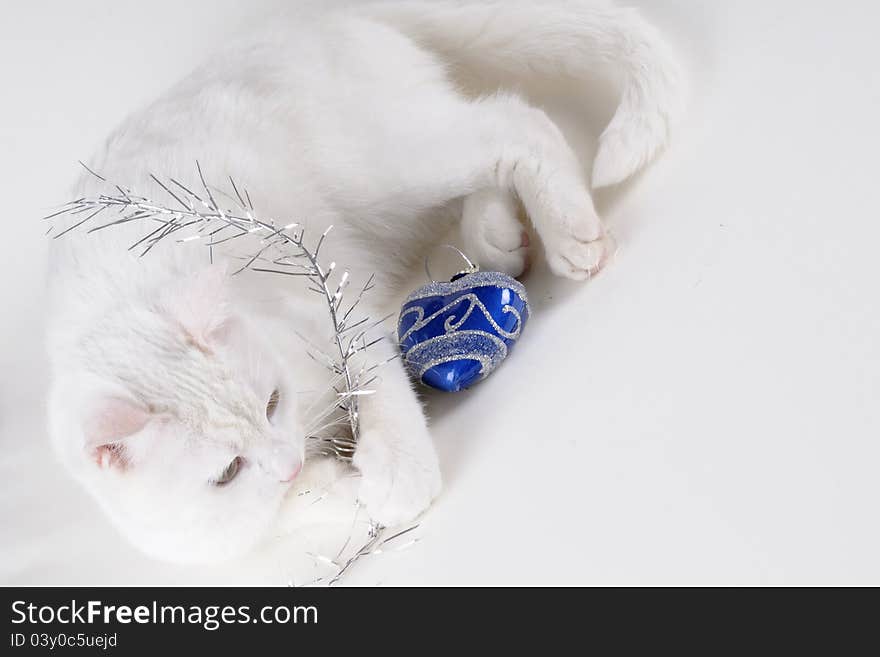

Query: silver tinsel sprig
[47,162,392,456]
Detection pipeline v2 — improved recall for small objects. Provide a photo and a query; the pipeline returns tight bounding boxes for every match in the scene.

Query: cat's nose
[280,461,302,483]
[264,439,303,482]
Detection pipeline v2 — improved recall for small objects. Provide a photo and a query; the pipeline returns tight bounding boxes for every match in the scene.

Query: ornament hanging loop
[424,244,479,282]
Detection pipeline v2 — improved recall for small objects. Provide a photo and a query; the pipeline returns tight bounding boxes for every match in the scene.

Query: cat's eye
[266,388,281,421]
[214,456,242,486]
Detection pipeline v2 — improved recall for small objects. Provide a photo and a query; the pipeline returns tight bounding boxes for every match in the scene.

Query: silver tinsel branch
[47,161,392,457]
[47,161,428,586]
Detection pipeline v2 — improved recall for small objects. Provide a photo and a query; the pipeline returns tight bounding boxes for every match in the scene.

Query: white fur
[46,0,683,564]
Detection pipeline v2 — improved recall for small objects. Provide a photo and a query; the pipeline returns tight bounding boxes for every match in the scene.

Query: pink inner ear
[94,443,128,470]
[84,397,151,469]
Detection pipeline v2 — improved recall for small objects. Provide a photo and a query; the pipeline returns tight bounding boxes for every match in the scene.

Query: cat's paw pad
[542,210,611,281]
[467,221,530,277]
[353,434,442,527]
[462,190,529,277]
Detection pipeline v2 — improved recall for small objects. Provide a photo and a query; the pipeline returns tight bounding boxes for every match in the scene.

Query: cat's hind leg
[471,96,610,280]
[390,94,611,280]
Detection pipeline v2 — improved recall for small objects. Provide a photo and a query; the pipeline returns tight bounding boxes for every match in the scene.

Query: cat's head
[49,266,305,564]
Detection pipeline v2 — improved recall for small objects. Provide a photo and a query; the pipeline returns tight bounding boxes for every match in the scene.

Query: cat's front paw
[462,189,530,277]
[530,176,613,280]
[544,230,613,281]
[353,428,442,527]
[539,194,613,281]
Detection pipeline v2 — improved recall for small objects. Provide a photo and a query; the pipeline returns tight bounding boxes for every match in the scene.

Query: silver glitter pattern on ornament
[402,270,529,306]
[398,293,524,343]
[405,330,509,380]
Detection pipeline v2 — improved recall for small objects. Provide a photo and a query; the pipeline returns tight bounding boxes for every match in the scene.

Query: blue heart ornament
[397,271,530,392]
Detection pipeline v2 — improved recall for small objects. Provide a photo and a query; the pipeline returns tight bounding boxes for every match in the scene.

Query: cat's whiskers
[299,369,349,422]
[301,397,348,438]
[306,418,350,438]
[302,394,355,437]
[298,369,366,462]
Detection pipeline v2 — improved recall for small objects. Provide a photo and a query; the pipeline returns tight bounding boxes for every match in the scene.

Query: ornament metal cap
[424,244,480,283]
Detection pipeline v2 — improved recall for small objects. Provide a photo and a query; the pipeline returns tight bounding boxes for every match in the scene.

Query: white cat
[46,0,683,564]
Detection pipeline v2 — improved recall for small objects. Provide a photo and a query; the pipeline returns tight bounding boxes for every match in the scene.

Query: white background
[1,0,878,585]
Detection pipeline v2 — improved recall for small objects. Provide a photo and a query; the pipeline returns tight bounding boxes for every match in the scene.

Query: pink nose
[281,462,302,483]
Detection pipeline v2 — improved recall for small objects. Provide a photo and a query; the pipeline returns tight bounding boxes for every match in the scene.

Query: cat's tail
[363,0,685,188]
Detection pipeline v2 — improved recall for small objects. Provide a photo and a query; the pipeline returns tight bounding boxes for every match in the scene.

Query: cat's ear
[160,265,232,350]
[83,397,152,471]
